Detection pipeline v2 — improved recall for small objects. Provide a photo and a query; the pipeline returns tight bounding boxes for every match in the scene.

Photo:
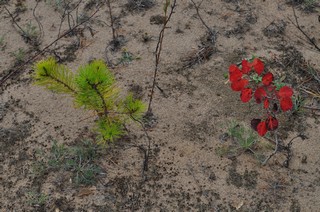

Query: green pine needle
[33,58,146,145]
[33,57,77,95]
[96,118,124,145]
[122,93,146,120]
[74,60,118,112]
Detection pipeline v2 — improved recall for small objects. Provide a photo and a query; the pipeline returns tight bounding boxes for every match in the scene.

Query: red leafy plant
[229,58,294,136]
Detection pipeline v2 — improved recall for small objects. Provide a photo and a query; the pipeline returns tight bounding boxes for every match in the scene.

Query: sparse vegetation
[32,140,102,185]
[0,35,6,51]
[11,48,26,64]
[25,191,48,206]
[0,0,319,211]
[33,58,146,145]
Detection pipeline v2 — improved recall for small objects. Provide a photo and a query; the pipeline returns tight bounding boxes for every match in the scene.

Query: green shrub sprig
[33,58,146,145]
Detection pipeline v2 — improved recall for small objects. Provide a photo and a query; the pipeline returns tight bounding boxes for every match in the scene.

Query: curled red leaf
[240,88,252,102]
[280,97,293,112]
[262,72,274,86]
[277,86,293,98]
[266,116,278,131]
[263,98,269,109]
[252,58,264,75]
[257,121,267,136]
[241,60,251,74]
[229,68,243,82]
[231,79,248,91]
[254,87,267,103]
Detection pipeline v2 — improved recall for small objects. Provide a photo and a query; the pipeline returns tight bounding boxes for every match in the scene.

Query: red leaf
[241,60,251,74]
[229,68,243,82]
[240,88,252,102]
[280,97,293,112]
[277,86,293,98]
[231,79,248,91]
[254,87,267,103]
[266,116,278,131]
[251,119,261,131]
[252,58,264,75]
[263,98,269,109]
[267,85,275,92]
[262,72,274,86]
[257,121,268,136]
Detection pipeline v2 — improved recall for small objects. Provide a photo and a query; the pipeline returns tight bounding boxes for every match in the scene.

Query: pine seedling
[33,58,146,145]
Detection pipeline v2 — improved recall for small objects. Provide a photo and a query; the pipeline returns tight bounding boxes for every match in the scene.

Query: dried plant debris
[263,20,287,37]
[126,0,155,12]
[224,22,251,38]
[286,0,320,12]
[150,15,166,25]
[182,45,215,68]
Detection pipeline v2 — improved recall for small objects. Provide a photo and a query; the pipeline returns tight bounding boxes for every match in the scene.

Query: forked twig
[148,0,177,112]
[105,0,117,41]
[262,133,279,165]
[3,5,31,42]
[0,4,103,86]
[191,0,216,39]
[288,7,320,52]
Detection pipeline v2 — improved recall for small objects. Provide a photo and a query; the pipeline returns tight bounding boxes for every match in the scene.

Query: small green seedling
[33,58,146,145]
[228,121,257,151]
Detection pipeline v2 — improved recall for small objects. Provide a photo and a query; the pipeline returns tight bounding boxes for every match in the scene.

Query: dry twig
[0,4,103,86]
[288,7,320,52]
[148,0,177,112]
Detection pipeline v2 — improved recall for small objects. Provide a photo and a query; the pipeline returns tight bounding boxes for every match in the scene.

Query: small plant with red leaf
[228,57,294,137]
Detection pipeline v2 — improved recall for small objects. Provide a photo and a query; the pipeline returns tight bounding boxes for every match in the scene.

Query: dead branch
[262,133,279,165]
[147,0,177,112]
[190,0,217,44]
[288,7,320,52]
[105,0,117,42]
[0,4,103,87]
[3,5,31,43]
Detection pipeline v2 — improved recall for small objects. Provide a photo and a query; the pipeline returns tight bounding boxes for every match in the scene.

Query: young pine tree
[33,58,146,145]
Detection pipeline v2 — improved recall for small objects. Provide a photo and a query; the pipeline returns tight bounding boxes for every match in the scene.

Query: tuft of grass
[292,94,305,114]
[11,48,26,64]
[25,191,47,206]
[228,121,257,150]
[216,121,258,158]
[23,21,39,41]
[0,35,6,51]
[117,49,139,65]
[31,140,102,186]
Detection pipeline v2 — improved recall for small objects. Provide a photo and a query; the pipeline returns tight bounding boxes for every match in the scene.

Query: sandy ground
[0,0,320,211]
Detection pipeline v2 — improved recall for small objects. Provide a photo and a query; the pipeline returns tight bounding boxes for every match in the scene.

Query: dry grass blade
[182,45,215,68]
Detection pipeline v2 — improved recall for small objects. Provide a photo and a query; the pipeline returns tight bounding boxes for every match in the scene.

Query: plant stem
[262,133,278,165]
[87,81,109,116]
[0,3,103,86]
[148,0,177,112]
[105,0,117,41]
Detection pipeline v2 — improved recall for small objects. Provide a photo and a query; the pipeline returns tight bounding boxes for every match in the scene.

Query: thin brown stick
[288,7,320,52]
[3,5,31,42]
[105,0,117,41]
[190,0,214,37]
[262,133,279,165]
[0,4,103,86]
[147,0,177,112]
